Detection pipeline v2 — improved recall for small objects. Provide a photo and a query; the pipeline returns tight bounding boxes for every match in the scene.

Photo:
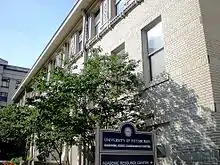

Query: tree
[26,48,218,165]
[0,105,32,160]
[26,49,147,165]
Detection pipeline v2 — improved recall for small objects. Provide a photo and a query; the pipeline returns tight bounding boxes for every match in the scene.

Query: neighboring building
[12,0,220,164]
[0,58,29,108]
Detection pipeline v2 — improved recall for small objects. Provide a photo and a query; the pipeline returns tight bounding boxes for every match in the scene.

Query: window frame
[146,21,164,80]
[115,0,125,15]
[1,77,10,88]
[79,30,83,51]
[15,79,22,89]
[0,92,8,97]
[0,92,8,102]
[111,42,125,55]
[141,17,165,82]
[94,10,100,35]
[148,47,164,80]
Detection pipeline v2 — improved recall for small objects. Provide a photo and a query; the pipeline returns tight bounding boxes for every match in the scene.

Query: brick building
[12,0,220,164]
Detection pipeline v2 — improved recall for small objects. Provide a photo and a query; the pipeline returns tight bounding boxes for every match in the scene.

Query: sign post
[95,122,156,165]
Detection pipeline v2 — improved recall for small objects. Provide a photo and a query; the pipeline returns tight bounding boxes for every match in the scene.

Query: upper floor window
[95,10,100,35]
[79,30,83,51]
[70,34,75,56]
[147,22,164,54]
[1,77,10,88]
[0,92,8,102]
[0,92,8,97]
[115,0,125,15]
[111,43,125,55]
[15,79,22,89]
[146,21,165,80]
[51,59,56,70]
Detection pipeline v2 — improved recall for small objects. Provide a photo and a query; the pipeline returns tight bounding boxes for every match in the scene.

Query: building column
[82,10,87,49]
[101,0,109,25]
[109,0,116,19]
[81,10,89,61]
[100,1,103,26]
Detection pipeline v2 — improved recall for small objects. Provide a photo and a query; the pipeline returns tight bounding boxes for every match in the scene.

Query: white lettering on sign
[103,161,119,165]
[102,161,153,165]
[104,138,126,143]
[103,138,151,144]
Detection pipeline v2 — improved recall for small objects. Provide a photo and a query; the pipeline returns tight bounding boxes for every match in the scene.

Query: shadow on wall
[139,73,218,165]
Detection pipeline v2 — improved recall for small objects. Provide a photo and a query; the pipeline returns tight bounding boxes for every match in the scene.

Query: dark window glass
[15,80,22,89]
[0,92,8,102]
[1,77,10,88]
[79,30,83,51]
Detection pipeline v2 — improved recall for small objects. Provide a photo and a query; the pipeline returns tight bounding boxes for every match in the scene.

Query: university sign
[95,122,156,165]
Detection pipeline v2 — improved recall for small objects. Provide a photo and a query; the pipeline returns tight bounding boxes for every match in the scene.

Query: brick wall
[199,0,220,151]
[92,0,214,109]
[90,0,219,163]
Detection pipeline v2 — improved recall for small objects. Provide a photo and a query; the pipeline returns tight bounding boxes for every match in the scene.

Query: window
[146,21,165,80]
[0,92,8,102]
[115,0,125,15]
[79,30,83,51]
[94,10,100,35]
[15,79,22,89]
[61,53,65,68]
[69,35,75,56]
[111,43,125,55]
[52,59,56,69]
[147,22,164,54]
[1,77,10,88]
[0,92,8,97]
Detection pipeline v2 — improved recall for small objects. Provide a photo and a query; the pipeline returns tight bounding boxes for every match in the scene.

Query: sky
[0,0,75,69]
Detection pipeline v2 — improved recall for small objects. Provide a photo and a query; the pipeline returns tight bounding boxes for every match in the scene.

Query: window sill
[148,47,164,57]
[145,73,170,90]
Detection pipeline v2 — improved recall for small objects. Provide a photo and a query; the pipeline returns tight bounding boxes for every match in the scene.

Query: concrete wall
[0,66,28,106]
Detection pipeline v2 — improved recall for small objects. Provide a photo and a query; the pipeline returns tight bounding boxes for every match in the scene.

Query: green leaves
[0,104,32,160]
[0,49,144,163]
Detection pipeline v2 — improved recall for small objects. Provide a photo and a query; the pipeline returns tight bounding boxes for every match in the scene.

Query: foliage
[10,157,23,165]
[26,49,148,164]
[0,105,32,160]
[27,49,218,164]
[1,48,217,165]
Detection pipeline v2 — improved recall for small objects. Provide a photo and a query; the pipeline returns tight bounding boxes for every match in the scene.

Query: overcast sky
[0,0,75,68]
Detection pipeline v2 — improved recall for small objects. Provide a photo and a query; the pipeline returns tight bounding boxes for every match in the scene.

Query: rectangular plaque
[102,131,153,151]
[101,154,154,165]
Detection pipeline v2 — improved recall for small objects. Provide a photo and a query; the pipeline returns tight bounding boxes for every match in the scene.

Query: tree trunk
[59,153,62,165]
